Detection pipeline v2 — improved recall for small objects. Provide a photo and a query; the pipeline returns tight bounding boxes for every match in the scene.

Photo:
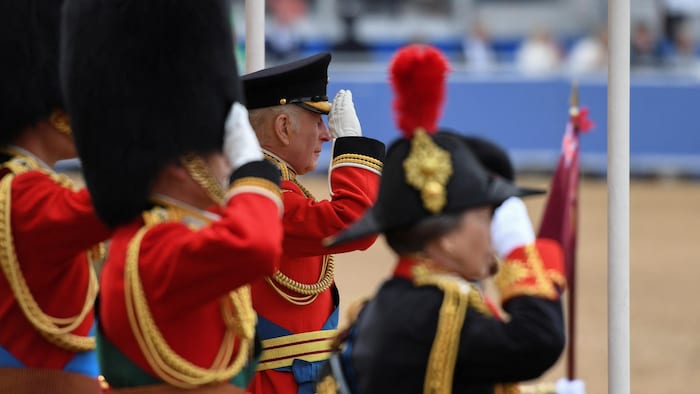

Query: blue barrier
[318,72,700,176]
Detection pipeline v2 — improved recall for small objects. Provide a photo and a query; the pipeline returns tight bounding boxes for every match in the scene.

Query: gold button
[280,98,287,105]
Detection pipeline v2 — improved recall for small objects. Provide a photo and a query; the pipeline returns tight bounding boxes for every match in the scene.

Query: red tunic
[99,168,284,390]
[249,137,385,394]
[0,152,111,371]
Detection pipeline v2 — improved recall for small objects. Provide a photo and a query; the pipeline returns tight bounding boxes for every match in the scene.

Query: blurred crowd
[247,0,700,77]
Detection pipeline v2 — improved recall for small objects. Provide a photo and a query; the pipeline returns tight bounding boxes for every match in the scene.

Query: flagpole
[245,0,265,73]
[567,83,579,381]
[608,0,631,393]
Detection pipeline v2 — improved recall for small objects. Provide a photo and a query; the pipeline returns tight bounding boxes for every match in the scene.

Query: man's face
[284,107,331,175]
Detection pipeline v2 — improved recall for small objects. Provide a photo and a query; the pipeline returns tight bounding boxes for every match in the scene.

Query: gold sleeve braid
[0,174,97,352]
[331,153,383,173]
[494,244,558,303]
[227,177,283,211]
[124,218,256,388]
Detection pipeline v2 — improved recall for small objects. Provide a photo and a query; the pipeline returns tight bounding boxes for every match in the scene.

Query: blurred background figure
[462,21,497,73]
[658,0,700,44]
[332,1,371,62]
[631,21,663,68]
[515,27,563,76]
[566,26,609,75]
[663,20,700,73]
[266,0,307,63]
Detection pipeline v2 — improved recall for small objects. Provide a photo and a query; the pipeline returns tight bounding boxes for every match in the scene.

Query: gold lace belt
[256,329,338,371]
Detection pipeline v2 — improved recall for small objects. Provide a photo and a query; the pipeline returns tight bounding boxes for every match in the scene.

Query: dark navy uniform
[316,44,566,394]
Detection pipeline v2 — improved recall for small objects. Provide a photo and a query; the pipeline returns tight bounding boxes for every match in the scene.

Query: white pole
[607,0,630,392]
[245,0,265,73]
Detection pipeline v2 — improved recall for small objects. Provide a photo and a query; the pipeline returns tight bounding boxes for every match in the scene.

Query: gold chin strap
[49,110,73,137]
[181,154,226,206]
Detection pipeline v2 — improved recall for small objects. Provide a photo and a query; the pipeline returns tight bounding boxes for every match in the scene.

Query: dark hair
[385,212,464,255]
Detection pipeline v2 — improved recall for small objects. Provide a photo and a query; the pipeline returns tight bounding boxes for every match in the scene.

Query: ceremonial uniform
[0,148,109,392]
[320,242,565,394]
[0,1,111,392]
[241,54,385,394]
[61,1,285,392]
[316,45,566,394]
[98,170,283,392]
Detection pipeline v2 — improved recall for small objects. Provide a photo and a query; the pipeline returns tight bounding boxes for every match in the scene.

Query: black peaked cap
[242,52,331,114]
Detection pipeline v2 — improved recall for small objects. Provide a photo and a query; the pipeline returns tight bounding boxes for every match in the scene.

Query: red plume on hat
[389,44,450,138]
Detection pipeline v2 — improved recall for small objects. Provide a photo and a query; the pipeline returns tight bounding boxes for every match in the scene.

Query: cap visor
[301,101,331,114]
[323,210,380,248]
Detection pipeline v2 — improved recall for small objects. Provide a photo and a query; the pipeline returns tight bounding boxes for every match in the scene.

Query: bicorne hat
[326,45,540,247]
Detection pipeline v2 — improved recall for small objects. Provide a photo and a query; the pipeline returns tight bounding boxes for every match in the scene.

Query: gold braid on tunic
[410,261,520,394]
[0,147,102,352]
[181,154,226,206]
[262,152,335,306]
[124,202,256,388]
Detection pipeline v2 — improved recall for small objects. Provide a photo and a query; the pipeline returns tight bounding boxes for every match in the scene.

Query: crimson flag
[538,105,593,283]
[537,93,593,379]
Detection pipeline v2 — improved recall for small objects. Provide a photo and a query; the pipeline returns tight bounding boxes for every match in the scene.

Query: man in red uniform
[241,53,386,394]
[61,1,284,392]
[0,1,112,392]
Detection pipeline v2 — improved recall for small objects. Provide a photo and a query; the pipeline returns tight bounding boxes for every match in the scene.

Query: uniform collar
[263,149,297,181]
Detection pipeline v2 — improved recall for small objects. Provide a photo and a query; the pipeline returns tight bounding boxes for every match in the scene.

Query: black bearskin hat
[61,0,243,227]
[0,0,65,144]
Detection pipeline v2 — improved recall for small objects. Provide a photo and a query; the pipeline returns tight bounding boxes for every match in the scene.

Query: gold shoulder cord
[0,173,97,352]
[124,207,256,388]
[413,264,519,394]
[0,147,75,189]
[263,153,335,306]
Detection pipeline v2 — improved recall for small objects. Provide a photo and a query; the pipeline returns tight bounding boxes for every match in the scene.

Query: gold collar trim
[263,150,297,181]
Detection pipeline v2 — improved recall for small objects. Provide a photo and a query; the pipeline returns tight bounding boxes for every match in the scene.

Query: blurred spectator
[462,22,497,73]
[631,21,663,67]
[566,26,608,75]
[333,1,369,54]
[658,0,700,43]
[515,27,563,75]
[266,0,306,62]
[664,21,700,72]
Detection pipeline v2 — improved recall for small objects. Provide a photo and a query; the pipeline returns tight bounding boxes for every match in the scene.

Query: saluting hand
[328,89,362,138]
[224,102,263,171]
[491,196,536,258]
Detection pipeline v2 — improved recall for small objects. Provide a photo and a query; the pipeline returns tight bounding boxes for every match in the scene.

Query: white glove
[491,196,536,258]
[224,102,263,171]
[328,89,362,138]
